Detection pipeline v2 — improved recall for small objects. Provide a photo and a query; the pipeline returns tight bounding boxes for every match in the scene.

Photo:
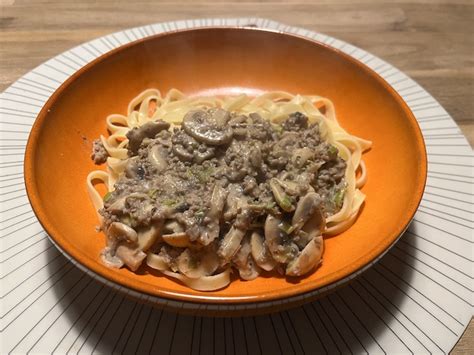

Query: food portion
[87,89,371,291]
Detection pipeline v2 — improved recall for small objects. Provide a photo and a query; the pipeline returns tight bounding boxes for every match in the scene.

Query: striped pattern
[0,18,472,354]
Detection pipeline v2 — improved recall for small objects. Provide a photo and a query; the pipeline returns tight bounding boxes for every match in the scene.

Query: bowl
[24,27,427,314]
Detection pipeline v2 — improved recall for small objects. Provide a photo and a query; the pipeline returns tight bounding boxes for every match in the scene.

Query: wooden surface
[0,0,472,352]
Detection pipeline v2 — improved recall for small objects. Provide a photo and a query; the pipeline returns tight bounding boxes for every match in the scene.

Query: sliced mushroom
[137,221,163,251]
[107,197,127,213]
[250,231,277,271]
[292,147,314,167]
[162,232,192,248]
[264,215,299,264]
[177,248,219,279]
[292,192,325,232]
[218,226,246,262]
[182,110,233,145]
[100,247,124,269]
[198,184,228,245]
[115,244,147,271]
[194,147,215,164]
[286,235,323,276]
[126,120,170,155]
[149,145,168,172]
[270,178,295,212]
[232,237,260,280]
[107,222,138,245]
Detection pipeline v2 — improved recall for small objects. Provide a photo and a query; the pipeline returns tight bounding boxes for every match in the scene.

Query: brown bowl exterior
[24,28,427,306]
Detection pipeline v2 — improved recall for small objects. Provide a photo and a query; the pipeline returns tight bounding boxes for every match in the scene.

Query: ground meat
[91,139,108,164]
[97,109,347,272]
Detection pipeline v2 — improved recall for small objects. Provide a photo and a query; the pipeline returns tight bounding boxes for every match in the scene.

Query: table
[1,1,472,352]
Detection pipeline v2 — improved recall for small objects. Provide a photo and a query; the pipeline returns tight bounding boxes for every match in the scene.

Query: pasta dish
[87,89,371,291]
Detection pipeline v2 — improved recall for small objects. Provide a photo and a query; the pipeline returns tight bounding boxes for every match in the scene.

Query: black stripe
[67,46,89,66]
[0,152,27,157]
[0,193,27,204]
[66,283,115,353]
[335,292,385,353]
[399,235,472,292]
[419,203,472,223]
[1,242,53,279]
[0,215,36,231]
[0,202,30,213]
[50,283,105,354]
[428,171,473,179]
[412,104,442,111]
[386,252,471,306]
[0,181,26,191]
[190,315,197,355]
[0,111,36,120]
[427,174,473,184]
[0,186,26,197]
[350,283,412,353]
[134,303,154,354]
[375,263,464,332]
[268,313,285,354]
[423,126,458,131]
[390,77,409,86]
[43,62,72,77]
[396,241,472,284]
[1,249,63,302]
[54,56,80,71]
[12,273,89,353]
[407,230,470,261]
[76,288,121,353]
[413,218,472,243]
[417,208,473,229]
[252,316,263,355]
[424,135,463,139]
[377,66,394,75]
[0,121,33,126]
[31,71,63,84]
[0,229,42,254]
[17,77,56,92]
[167,312,179,354]
[398,84,420,94]
[277,312,296,354]
[25,276,94,354]
[360,274,437,353]
[111,295,140,353]
[326,296,368,354]
[283,311,305,354]
[0,176,24,185]
[405,95,431,104]
[63,51,87,66]
[310,302,342,354]
[0,106,37,116]
[319,299,352,354]
[2,235,46,263]
[419,117,450,123]
[123,30,133,42]
[0,97,43,108]
[424,191,473,204]
[426,183,474,195]
[1,219,39,240]
[91,291,128,353]
[82,43,101,58]
[3,91,46,103]
[0,172,23,178]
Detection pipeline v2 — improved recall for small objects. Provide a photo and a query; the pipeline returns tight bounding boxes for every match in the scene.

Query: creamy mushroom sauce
[96,109,346,279]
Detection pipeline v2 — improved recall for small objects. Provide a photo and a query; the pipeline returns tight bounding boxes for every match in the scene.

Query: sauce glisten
[93,109,346,280]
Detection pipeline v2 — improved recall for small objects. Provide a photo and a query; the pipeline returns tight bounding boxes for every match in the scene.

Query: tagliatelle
[87,88,372,291]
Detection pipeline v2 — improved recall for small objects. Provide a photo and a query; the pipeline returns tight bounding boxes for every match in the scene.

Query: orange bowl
[24,27,426,313]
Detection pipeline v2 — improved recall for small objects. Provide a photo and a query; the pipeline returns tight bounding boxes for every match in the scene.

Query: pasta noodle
[87,88,372,290]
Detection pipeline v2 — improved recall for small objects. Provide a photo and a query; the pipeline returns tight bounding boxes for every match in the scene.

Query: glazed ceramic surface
[24,28,427,305]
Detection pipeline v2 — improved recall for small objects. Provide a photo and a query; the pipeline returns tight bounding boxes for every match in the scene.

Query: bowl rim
[24,26,427,304]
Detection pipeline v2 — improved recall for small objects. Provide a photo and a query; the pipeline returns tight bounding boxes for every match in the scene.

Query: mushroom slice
[264,215,299,264]
[199,184,228,245]
[137,221,163,251]
[182,110,233,145]
[218,226,246,262]
[149,145,168,172]
[162,232,192,248]
[250,231,277,271]
[107,222,138,244]
[126,120,170,155]
[115,244,147,271]
[177,248,219,279]
[146,252,169,271]
[292,192,325,232]
[232,236,260,280]
[270,178,295,212]
[285,235,324,276]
